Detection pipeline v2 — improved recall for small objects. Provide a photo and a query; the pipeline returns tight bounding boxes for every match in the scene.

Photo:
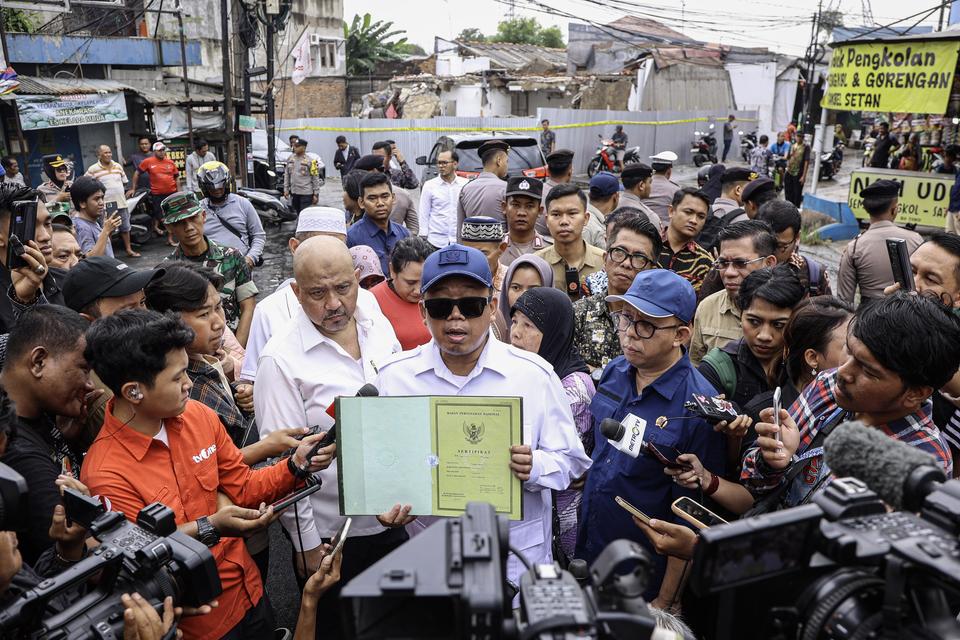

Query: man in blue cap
[576,269,725,607]
[373,243,592,589]
[586,172,621,248]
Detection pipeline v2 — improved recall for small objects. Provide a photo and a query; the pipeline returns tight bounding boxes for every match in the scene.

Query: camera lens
[795,568,884,640]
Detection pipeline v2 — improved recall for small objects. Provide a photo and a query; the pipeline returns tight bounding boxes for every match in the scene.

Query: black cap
[478,140,510,160]
[63,257,164,312]
[505,176,543,199]
[621,162,653,180]
[721,167,758,184]
[859,179,901,199]
[546,148,574,170]
[355,154,384,171]
[742,177,776,202]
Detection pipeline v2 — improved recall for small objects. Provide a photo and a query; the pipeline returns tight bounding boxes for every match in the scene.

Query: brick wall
[274,77,347,118]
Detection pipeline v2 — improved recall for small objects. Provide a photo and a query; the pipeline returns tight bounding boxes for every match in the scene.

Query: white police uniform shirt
[374,334,592,585]
[254,300,402,550]
[240,280,385,381]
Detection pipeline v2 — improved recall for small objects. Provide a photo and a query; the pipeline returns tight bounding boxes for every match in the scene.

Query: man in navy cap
[838,179,922,304]
[539,149,576,237]
[576,268,725,605]
[618,163,663,233]
[644,151,681,227]
[501,176,547,266]
[712,166,756,219]
[740,176,777,222]
[586,172,621,248]
[373,243,591,590]
[457,139,509,228]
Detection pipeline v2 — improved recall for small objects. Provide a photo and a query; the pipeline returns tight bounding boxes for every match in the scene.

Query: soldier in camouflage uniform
[161,192,258,347]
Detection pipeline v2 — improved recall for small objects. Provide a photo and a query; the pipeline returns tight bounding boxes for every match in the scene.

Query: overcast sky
[343,0,951,58]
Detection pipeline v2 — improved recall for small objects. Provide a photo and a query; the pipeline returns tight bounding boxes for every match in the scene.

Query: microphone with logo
[599,415,647,459]
[294,383,379,477]
[823,420,947,512]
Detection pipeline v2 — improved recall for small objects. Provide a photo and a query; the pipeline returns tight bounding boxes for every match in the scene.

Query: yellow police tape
[277,117,758,134]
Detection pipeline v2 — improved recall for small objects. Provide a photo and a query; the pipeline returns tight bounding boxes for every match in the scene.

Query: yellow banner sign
[848,168,953,227]
[823,40,960,113]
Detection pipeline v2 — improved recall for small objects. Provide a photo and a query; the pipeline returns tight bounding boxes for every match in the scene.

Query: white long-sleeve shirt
[374,336,592,585]
[419,174,468,248]
[239,281,384,382]
[253,302,402,550]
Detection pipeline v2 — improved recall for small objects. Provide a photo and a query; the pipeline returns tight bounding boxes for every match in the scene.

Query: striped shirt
[657,236,714,294]
[741,370,952,509]
[85,160,128,210]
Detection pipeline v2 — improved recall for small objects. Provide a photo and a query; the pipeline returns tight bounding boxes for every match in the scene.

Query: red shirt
[139,156,179,195]
[371,280,431,350]
[81,399,297,639]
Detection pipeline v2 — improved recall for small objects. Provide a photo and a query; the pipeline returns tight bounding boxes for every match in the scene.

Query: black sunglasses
[423,297,489,320]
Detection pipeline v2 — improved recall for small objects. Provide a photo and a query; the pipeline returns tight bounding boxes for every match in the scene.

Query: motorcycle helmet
[697,164,713,188]
[197,161,233,203]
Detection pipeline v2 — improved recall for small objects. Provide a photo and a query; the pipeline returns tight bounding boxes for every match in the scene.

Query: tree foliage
[343,13,410,76]
[465,17,565,48]
[2,9,37,33]
[457,28,486,43]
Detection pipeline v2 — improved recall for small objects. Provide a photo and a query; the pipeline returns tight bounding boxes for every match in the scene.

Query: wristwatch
[196,516,221,548]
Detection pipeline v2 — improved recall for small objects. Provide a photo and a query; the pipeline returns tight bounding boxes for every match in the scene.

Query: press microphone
[600,415,647,459]
[297,383,379,476]
[823,420,946,511]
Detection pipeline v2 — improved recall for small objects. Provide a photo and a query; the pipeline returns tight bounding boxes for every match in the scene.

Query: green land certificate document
[337,396,523,520]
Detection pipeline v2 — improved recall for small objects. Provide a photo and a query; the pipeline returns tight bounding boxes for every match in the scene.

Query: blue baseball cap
[420,243,493,293]
[606,269,697,324]
[589,172,622,197]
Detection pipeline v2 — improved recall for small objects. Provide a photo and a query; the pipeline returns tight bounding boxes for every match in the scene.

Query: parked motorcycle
[692,127,718,167]
[126,189,155,246]
[236,186,296,227]
[587,135,618,177]
[818,142,844,181]
[739,130,758,162]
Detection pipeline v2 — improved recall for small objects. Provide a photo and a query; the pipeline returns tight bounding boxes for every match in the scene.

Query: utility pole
[220,0,236,179]
[0,15,27,168]
[801,0,823,132]
[265,8,277,176]
[175,2,194,153]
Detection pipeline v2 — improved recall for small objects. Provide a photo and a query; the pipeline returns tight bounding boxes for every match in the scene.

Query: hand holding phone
[7,201,37,270]
[270,482,322,513]
[886,238,915,292]
[772,387,782,445]
[615,496,651,525]
[644,441,692,470]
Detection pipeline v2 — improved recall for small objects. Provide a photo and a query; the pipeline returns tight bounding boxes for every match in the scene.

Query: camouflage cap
[46,201,72,225]
[161,191,203,225]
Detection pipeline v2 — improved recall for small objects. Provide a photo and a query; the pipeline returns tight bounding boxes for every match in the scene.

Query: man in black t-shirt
[0,306,93,565]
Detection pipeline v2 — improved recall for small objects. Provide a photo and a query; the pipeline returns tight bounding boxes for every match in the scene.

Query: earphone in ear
[129,386,143,401]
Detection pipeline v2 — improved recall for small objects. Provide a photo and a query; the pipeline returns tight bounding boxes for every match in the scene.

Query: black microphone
[297,383,379,476]
[823,420,946,511]
[600,417,646,458]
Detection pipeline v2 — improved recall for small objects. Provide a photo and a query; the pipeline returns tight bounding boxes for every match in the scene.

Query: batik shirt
[572,292,621,370]
[166,237,258,330]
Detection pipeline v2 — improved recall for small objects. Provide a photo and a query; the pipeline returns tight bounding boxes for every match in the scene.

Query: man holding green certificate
[372,243,592,587]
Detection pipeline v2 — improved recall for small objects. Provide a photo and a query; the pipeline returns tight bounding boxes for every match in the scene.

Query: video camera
[0,489,221,640]
[339,502,664,640]
[688,422,960,640]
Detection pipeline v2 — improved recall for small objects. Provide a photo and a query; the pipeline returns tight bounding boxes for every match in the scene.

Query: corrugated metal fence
[278,107,757,180]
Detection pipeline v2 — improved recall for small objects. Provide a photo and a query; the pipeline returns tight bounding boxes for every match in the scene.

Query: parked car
[416,132,547,182]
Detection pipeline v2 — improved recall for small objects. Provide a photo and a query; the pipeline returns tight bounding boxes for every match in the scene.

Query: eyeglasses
[437,161,456,166]
[611,312,680,338]
[776,238,797,253]
[607,246,652,270]
[712,256,768,272]
[423,297,490,320]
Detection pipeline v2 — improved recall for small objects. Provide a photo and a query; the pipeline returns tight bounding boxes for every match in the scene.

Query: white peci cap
[296,206,348,236]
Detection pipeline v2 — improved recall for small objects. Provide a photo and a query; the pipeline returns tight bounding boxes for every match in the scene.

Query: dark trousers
[722,137,733,161]
[291,527,409,640]
[219,593,276,640]
[784,173,804,207]
[150,193,174,222]
[291,193,314,215]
